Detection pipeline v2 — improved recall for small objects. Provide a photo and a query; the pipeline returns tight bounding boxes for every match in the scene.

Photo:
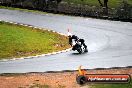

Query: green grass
[29,83,50,88]
[89,79,132,88]
[63,0,132,8]
[27,83,66,88]
[0,21,69,59]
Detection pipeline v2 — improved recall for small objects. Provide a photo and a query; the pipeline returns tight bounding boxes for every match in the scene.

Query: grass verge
[28,83,65,88]
[28,83,50,88]
[0,6,48,14]
[89,79,132,88]
[0,21,70,59]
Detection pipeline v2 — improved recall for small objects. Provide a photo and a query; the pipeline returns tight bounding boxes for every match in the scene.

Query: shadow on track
[71,52,88,56]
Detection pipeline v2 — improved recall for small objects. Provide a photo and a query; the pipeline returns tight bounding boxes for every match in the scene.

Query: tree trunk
[98,0,108,8]
[98,0,103,7]
[104,0,108,8]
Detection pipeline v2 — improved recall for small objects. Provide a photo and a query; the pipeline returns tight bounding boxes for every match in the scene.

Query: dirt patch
[0,68,132,88]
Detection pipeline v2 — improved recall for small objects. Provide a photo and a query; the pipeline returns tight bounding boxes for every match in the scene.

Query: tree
[98,0,103,7]
[56,0,62,4]
[98,0,108,8]
[97,0,109,15]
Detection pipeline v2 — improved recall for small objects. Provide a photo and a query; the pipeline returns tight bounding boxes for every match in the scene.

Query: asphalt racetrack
[0,9,132,73]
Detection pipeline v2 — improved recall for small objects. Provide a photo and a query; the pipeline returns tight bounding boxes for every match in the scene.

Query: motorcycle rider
[68,33,88,52]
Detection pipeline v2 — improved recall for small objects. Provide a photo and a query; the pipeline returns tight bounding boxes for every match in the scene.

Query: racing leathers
[68,35,87,51]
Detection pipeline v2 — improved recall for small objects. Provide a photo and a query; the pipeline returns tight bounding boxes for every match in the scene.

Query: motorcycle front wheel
[77,47,82,54]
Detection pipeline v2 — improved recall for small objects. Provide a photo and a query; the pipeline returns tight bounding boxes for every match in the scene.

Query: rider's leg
[80,39,88,52]
[79,39,86,48]
[83,43,88,52]
[82,43,87,49]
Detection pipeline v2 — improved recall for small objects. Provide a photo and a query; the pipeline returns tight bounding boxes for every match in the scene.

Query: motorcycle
[72,41,88,54]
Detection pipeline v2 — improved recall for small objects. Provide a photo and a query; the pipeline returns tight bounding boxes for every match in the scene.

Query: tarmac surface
[0,9,132,73]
